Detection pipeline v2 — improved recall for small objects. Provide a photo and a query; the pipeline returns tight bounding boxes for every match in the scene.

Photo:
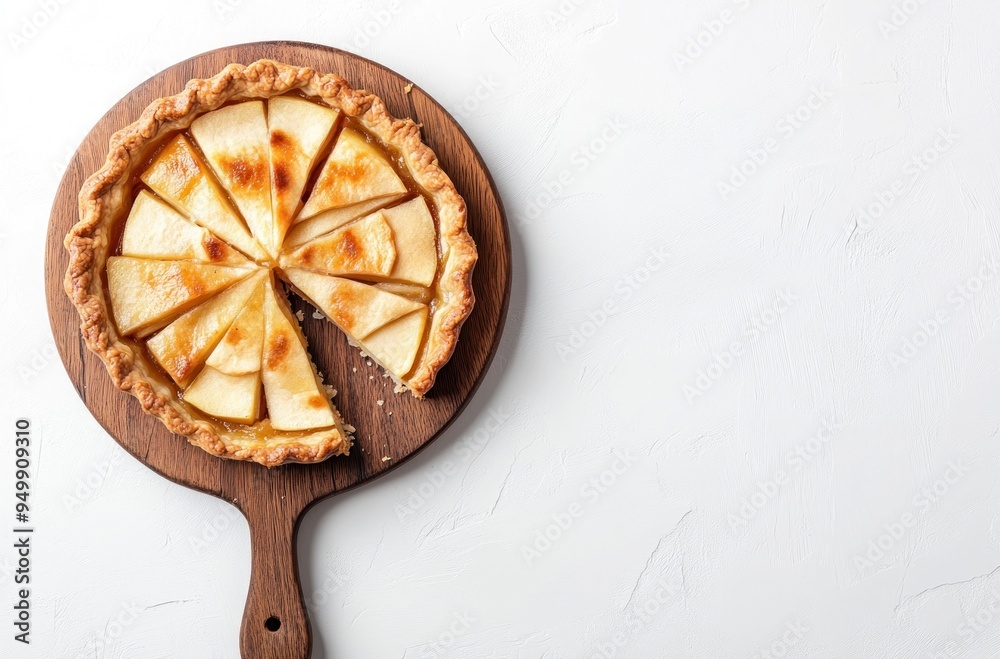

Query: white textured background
[3,0,1000,657]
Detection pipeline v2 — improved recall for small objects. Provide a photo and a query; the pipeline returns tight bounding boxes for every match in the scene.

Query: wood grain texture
[44,42,511,659]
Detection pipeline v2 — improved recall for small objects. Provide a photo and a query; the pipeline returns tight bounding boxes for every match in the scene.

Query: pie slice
[298,127,407,221]
[284,267,428,384]
[359,308,429,381]
[206,281,265,375]
[190,101,275,257]
[141,134,266,261]
[147,271,267,387]
[122,191,247,265]
[279,212,396,278]
[261,277,337,431]
[184,368,262,424]
[106,257,253,336]
[267,96,339,252]
[184,280,266,422]
[284,268,424,340]
[380,197,438,286]
[285,195,406,248]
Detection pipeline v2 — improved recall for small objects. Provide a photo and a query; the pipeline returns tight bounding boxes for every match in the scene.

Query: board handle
[239,496,311,659]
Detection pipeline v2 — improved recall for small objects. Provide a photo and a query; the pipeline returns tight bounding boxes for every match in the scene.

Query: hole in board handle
[264,616,281,632]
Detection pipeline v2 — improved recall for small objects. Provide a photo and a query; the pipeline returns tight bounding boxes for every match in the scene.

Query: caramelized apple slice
[107,257,253,336]
[141,135,266,261]
[147,271,267,387]
[206,280,265,375]
[284,195,405,248]
[358,308,428,381]
[279,212,396,279]
[284,268,424,340]
[380,197,439,286]
[122,191,246,264]
[267,96,339,252]
[190,101,275,258]
[298,127,406,221]
[183,367,261,424]
[261,278,336,431]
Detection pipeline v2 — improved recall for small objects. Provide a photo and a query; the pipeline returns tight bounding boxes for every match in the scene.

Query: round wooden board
[44,42,510,658]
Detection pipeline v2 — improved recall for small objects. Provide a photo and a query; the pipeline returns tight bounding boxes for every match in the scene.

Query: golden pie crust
[63,60,477,467]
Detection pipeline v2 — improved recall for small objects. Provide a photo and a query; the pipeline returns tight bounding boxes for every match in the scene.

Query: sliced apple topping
[184,280,266,423]
[147,270,267,387]
[359,308,429,380]
[267,96,339,252]
[279,211,396,279]
[141,135,266,261]
[122,191,246,265]
[206,281,265,375]
[380,197,439,286]
[261,278,336,431]
[283,268,428,382]
[284,268,424,341]
[107,257,254,336]
[183,368,262,424]
[298,127,406,221]
[191,101,275,258]
[285,195,405,248]
[108,94,450,433]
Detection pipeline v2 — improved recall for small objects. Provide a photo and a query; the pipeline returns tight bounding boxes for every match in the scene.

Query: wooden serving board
[44,42,510,658]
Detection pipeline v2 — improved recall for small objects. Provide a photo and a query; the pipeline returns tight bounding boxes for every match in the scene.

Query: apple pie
[64,60,477,467]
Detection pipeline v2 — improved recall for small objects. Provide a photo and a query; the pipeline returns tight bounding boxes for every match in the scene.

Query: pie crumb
[312,310,325,319]
[404,83,413,93]
[382,456,391,462]
[388,411,393,416]
[295,310,305,321]
[352,367,357,372]
[369,375,374,380]
[377,400,384,406]
[366,360,373,366]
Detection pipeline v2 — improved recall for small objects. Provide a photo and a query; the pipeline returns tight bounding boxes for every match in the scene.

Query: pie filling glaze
[64,60,477,467]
